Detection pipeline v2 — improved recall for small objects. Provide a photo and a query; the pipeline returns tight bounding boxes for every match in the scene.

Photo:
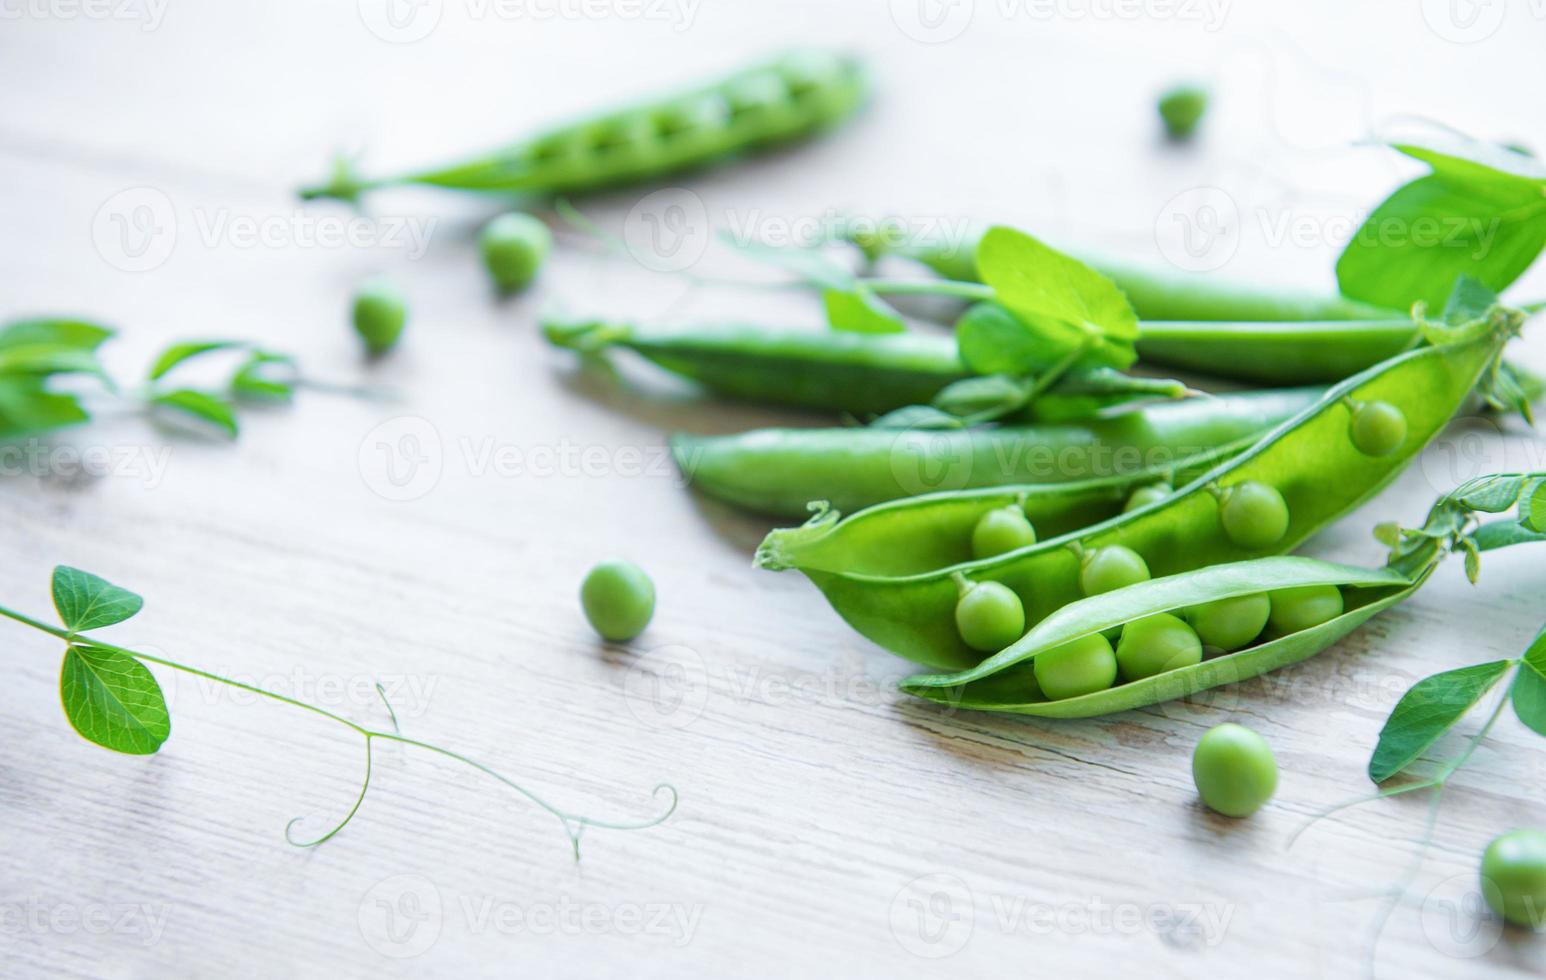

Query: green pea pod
[757,323,1509,669]
[900,557,1420,718]
[757,438,1253,578]
[545,317,1189,418]
[300,50,866,202]
[674,387,1320,517]
[1134,319,1420,384]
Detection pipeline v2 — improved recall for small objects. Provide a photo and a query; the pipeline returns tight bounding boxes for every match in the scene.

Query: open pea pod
[900,557,1421,718]
[757,437,1253,578]
[760,321,1511,670]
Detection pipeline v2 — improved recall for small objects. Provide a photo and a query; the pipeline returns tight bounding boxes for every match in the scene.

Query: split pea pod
[755,323,1509,669]
[544,317,1187,417]
[673,386,1321,517]
[900,556,1421,718]
[300,50,866,203]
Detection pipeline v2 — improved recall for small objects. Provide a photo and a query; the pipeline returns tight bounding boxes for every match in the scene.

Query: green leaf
[0,345,109,379]
[1512,627,1546,737]
[51,566,144,632]
[974,226,1138,369]
[1442,275,1500,325]
[1471,518,1546,552]
[147,341,245,381]
[1368,660,1512,783]
[1451,473,1526,513]
[151,388,238,437]
[1336,175,1546,310]
[823,287,906,334]
[1523,480,1546,532]
[0,318,113,352]
[954,302,1059,375]
[1396,139,1546,196]
[230,350,296,402]
[0,378,90,437]
[59,644,170,755]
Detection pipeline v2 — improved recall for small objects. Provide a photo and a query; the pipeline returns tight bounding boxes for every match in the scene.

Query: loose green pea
[480,212,552,294]
[1079,545,1150,596]
[955,581,1025,652]
[351,276,407,355]
[1187,593,1271,652]
[1157,84,1208,141]
[1124,482,1172,513]
[580,559,655,641]
[1116,613,1202,682]
[1349,400,1407,457]
[1192,722,1278,817]
[1267,584,1343,634]
[971,506,1037,559]
[1218,481,1290,550]
[1034,632,1118,701]
[1481,829,1546,929]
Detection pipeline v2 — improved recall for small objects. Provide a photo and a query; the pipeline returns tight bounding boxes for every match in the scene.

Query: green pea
[971,506,1037,559]
[580,559,655,641]
[1187,593,1270,652]
[1124,482,1172,513]
[955,581,1025,652]
[1115,613,1202,682]
[1191,722,1278,817]
[1034,632,1117,701]
[1481,829,1546,929]
[1267,584,1343,634]
[480,212,552,294]
[1218,481,1289,550]
[1157,84,1208,141]
[1349,400,1407,457]
[1079,545,1150,596]
[351,277,407,355]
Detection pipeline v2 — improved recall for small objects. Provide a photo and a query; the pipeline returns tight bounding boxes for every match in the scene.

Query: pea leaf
[1471,518,1546,552]
[975,227,1138,369]
[1337,174,1546,311]
[230,350,296,402]
[148,341,245,380]
[1368,660,1512,783]
[1522,480,1546,533]
[0,318,113,352]
[823,287,906,334]
[151,388,238,437]
[1396,139,1546,196]
[59,643,170,755]
[1451,472,1526,513]
[0,378,90,437]
[1512,627,1546,738]
[51,566,144,632]
[0,345,109,379]
[955,302,1060,375]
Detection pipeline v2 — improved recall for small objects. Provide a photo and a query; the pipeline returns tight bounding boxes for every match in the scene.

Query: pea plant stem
[860,278,996,302]
[0,601,677,858]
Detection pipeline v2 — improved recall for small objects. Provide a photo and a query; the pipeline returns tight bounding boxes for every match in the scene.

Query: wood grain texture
[3,3,1546,977]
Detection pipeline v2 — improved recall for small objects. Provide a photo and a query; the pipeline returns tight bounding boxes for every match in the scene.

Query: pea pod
[545,317,1187,417]
[1135,319,1419,384]
[755,323,1511,669]
[900,557,1420,718]
[300,50,866,203]
[756,439,1252,578]
[674,386,1320,517]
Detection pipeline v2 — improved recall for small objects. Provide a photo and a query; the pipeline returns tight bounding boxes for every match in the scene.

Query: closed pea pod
[757,318,1516,669]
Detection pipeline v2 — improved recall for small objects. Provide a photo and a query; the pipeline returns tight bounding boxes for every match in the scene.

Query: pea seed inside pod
[1349,400,1408,457]
[1124,481,1172,513]
[1079,545,1150,596]
[1218,481,1290,550]
[955,580,1025,652]
[1115,613,1203,682]
[1034,632,1118,700]
[1186,593,1270,652]
[1267,584,1343,634]
[971,506,1037,559]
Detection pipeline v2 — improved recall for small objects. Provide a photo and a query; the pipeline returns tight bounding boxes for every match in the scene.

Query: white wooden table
[4,3,1546,977]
